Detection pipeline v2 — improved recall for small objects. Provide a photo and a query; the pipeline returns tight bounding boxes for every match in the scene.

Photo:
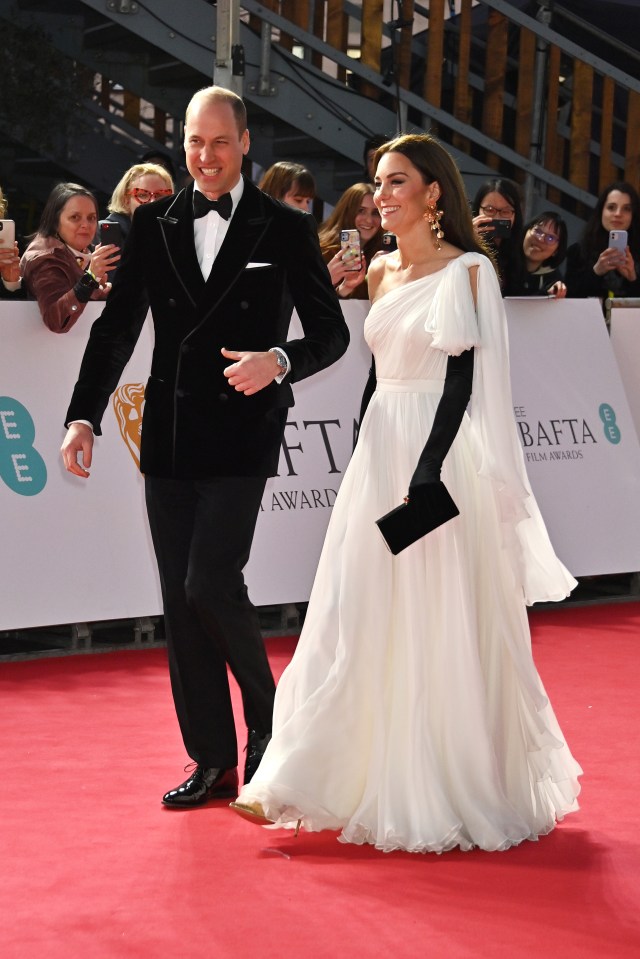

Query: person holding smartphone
[0,185,23,298]
[471,178,525,296]
[565,181,640,303]
[318,183,384,299]
[21,183,121,333]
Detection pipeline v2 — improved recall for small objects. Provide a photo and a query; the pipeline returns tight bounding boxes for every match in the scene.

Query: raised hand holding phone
[0,221,20,284]
[595,229,629,276]
[340,229,363,271]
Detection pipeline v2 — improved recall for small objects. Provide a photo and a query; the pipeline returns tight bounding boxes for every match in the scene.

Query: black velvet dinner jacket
[65,178,349,479]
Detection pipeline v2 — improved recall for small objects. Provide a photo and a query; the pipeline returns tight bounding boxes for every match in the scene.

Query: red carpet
[1,603,639,958]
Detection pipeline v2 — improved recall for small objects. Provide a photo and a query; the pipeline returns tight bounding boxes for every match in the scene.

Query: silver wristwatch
[269,347,288,380]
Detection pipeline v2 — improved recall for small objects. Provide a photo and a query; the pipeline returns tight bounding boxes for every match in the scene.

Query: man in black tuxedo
[61,86,349,807]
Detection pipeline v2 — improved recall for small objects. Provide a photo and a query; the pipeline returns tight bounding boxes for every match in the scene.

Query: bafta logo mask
[113,383,145,469]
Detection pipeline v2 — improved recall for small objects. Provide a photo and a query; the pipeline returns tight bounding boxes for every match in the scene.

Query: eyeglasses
[531,226,559,245]
[479,204,515,218]
[126,188,173,203]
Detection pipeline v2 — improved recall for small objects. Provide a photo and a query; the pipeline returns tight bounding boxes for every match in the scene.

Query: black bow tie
[193,191,233,220]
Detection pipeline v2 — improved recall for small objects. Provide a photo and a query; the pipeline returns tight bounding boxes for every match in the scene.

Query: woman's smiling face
[354,193,381,242]
[374,151,435,235]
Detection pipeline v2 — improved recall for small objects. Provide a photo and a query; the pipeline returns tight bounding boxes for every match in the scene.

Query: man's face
[184,100,250,199]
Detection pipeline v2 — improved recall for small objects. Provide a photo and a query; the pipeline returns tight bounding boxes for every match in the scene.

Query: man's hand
[61,422,94,478]
[221,348,281,395]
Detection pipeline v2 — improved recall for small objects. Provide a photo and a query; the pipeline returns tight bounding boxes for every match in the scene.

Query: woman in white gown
[231,134,582,853]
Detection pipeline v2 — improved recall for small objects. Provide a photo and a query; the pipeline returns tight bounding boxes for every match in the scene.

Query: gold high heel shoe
[229,800,274,826]
[229,800,302,836]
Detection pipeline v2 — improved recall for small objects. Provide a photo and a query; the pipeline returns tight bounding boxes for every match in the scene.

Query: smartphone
[489,219,512,239]
[382,231,397,252]
[98,219,125,247]
[609,229,628,254]
[0,219,15,249]
[340,229,362,271]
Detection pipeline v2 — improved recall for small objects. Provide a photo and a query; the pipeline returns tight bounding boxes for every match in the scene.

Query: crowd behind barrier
[1,297,640,632]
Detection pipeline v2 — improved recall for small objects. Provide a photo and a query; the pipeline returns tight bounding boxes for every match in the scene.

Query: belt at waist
[376,378,444,393]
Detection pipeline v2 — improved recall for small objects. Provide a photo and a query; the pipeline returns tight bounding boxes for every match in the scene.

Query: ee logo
[0,398,47,495]
[599,403,621,445]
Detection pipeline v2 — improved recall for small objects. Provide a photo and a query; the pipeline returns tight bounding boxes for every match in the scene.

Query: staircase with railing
[0,0,637,232]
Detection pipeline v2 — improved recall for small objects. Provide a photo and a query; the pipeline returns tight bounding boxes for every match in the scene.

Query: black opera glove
[359,356,377,425]
[408,348,474,499]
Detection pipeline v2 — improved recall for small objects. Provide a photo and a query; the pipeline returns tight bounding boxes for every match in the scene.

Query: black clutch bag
[376,481,460,555]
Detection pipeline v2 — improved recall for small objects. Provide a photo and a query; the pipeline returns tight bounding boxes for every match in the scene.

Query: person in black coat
[61,85,349,808]
[565,181,640,303]
[471,178,525,296]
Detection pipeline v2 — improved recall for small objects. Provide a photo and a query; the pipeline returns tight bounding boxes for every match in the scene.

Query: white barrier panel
[0,302,371,629]
[0,304,162,630]
[506,297,640,577]
[2,296,640,630]
[246,305,371,603]
[609,307,640,443]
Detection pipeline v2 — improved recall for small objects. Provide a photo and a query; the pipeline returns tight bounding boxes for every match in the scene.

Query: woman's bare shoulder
[368,250,395,301]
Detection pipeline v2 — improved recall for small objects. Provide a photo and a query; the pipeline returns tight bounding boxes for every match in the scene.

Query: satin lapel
[195,181,272,325]
[156,184,204,307]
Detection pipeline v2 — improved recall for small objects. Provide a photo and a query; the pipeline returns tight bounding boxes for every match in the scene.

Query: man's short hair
[185,86,247,136]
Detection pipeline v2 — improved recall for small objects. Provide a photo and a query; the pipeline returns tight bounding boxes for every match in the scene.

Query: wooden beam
[569,59,594,191]
[281,0,309,53]
[396,0,415,91]
[624,90,640,187]
[481,9,509,168]
[123,91,139,130]
[453,0,472,153]
[360,0,383,101]
[514,27,536,181]
[424,0,445,123]
[598,76,617,192]
[326,0,348,83]
[544,44,563,205]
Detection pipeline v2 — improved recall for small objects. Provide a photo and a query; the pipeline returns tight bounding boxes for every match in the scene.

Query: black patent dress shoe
[243,730,271,784]
[162,765,239,808]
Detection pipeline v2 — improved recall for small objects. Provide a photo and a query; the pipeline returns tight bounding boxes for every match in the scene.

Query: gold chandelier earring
[424,202,444,251]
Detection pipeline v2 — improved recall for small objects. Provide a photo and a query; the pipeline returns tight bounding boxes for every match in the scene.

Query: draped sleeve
[428,252,576,605]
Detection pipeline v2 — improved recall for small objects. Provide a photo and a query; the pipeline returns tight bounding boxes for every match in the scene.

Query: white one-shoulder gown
[238,253,582,853]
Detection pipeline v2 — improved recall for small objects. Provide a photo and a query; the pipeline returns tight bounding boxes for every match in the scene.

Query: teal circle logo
[599,403,621,445]
[0,398,47,495]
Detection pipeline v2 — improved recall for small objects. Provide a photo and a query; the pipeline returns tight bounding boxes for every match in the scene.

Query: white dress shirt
[193,178,245,281]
